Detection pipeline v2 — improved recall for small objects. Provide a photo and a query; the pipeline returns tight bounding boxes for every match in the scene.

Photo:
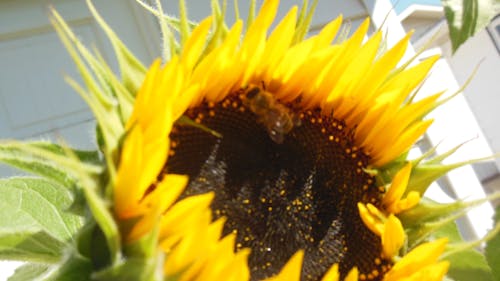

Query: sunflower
[110,0,456,280]
[3,0,500,280]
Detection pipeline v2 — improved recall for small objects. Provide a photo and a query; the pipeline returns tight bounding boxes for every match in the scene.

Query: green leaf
[434,221,494,281]
[486,206,500,281]
[433,218,463,242]
[0,231,65,263]
[446,249,494,281]
[0,178,84,243]
[7,263,50,281]
[442,0,500,53]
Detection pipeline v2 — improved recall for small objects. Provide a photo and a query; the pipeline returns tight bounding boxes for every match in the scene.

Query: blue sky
[391,0,441,14]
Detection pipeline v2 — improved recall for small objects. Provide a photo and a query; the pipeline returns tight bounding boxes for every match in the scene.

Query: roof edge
[398,4,444,22]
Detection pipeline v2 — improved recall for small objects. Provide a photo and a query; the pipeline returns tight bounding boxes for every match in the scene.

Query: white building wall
[446,26,500,171]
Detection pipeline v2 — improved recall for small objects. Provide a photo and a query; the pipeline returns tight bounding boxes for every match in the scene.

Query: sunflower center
[166,89,391,280]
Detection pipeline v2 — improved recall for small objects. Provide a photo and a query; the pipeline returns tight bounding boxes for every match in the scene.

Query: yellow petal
[321,263,339,281]
[373,119,433,166]
[240,0,279,84]
[258,6,297,80]
[175,219,228,280]
[127,174,188,241]
[196,234,239,280]
[313,15,343,50]
[354,32,412,106]
[222,249,251,281]
[345,267,359,281]
[384,238,448,281]
[265,250,304,281]
[358,97,400,151]
[127,59,161,129]
[383,163,413,209]
[163,221,211,275]
[320,18,370,100]
[397,261,450,281]
[393,191,421,213]
[160,193,215,245]
[181,17,213,70]
[114,126,144,218]
[329,32,383,119]
[357,203,384,236]
[380,55,439,96]
[382,215,405,258]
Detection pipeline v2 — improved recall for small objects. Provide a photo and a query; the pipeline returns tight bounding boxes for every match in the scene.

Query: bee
[242,85,301,144]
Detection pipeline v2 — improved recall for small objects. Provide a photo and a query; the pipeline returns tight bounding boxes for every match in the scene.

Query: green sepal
[50,7,124,159]
[293,0,319,44]
[92,255,163,281]
[135,0,196,60]
[406,134,496,195]
[407,161,468,196]
[0,141,101,188]
[376,153,408,185]
[0,147,73,188]
[411,139,468,167]
[176,115,222,138]
[245,0,256,33]
[402,211,465,249]
[91,48,135,123]
[408,151,496,197]
[28,142,100,165]
[76,221,113,271]
[86,0,147,94]
[204,0,229,55]
[400,195,500,249]
[485,205,500,281]
[92,225,163,281]
[124,221,160,260]
[145,0,173,61]
[399,197,465,227]
[42,248,93,281]
[77,172,121,264]
[95,125,107,158]
[7,263,50,281]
